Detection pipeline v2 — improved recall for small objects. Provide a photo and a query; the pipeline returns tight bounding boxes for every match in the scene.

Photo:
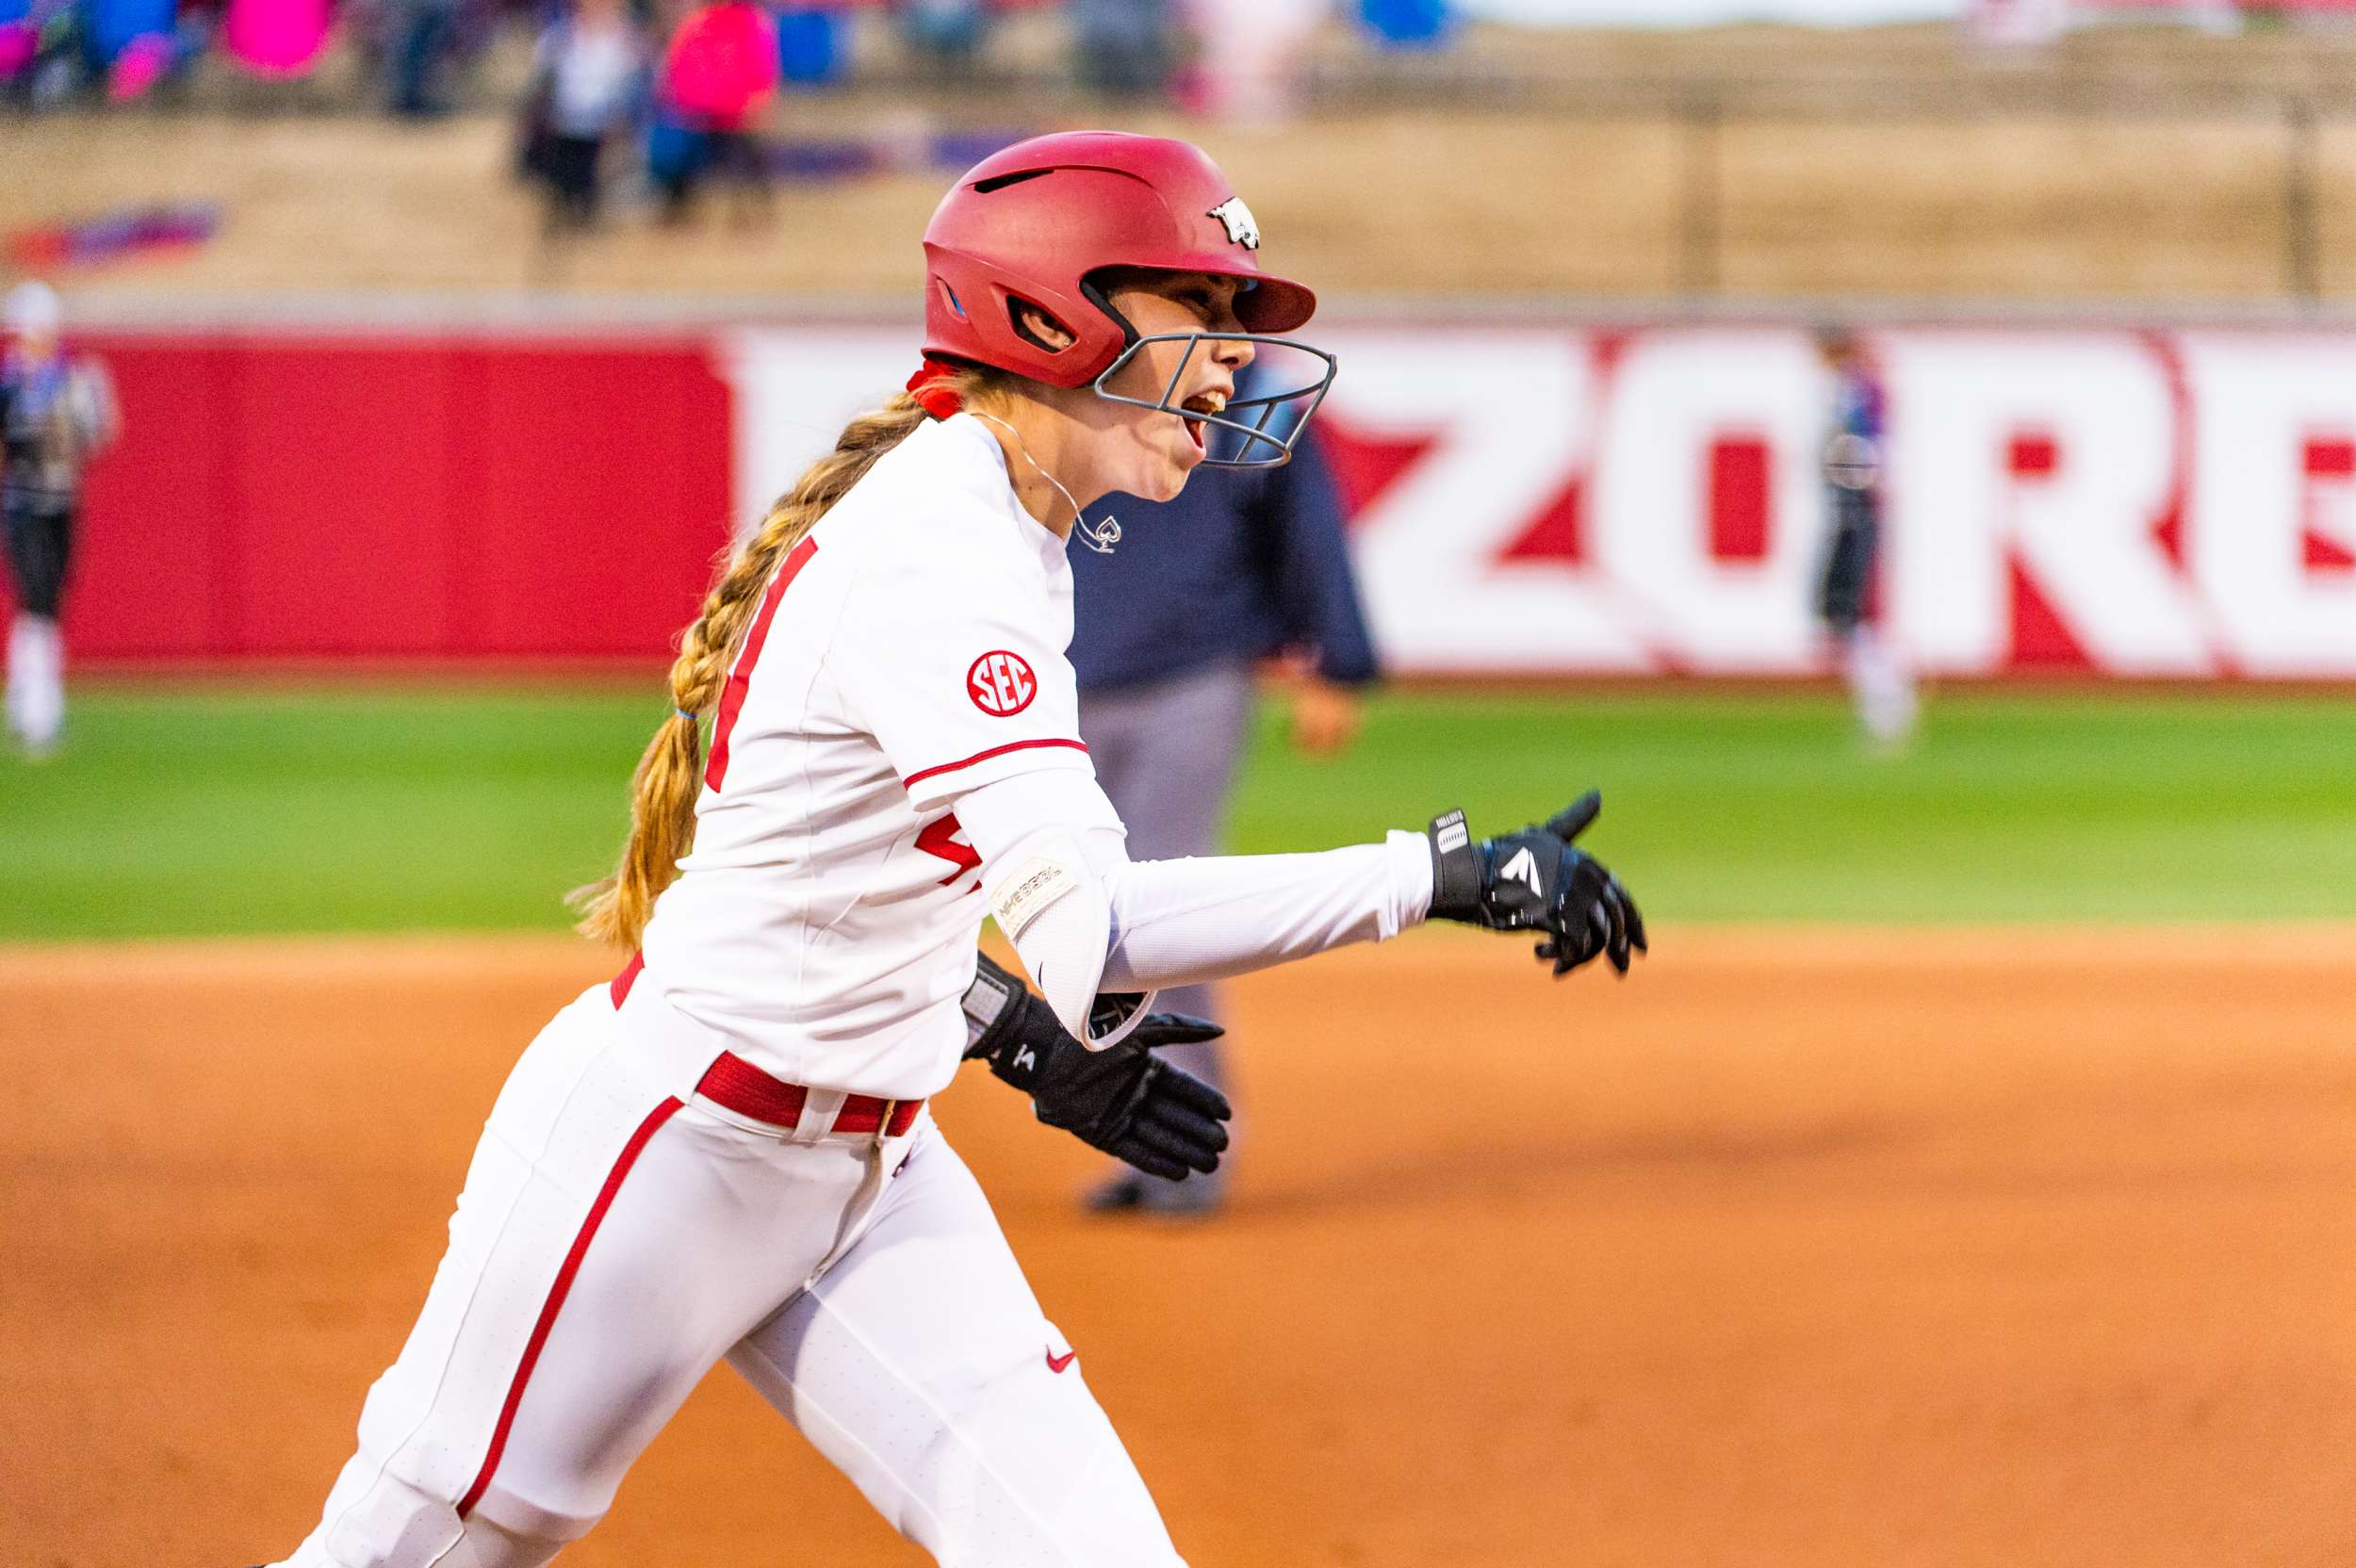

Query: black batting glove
[1426,790,1648,978]
[963,963,1232,1182]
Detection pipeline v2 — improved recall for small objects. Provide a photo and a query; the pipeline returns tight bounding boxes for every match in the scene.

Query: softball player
[2,281,118,759]
[1814,324,1916,751]
[262,131,1644,1568]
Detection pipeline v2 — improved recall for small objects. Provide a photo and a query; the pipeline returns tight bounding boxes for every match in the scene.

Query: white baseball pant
[272,984,1185,1568]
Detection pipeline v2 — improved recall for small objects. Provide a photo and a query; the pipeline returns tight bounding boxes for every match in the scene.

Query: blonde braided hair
[572,366,1004,947]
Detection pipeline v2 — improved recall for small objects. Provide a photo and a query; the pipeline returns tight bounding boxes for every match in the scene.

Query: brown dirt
[3,925,2352,1566]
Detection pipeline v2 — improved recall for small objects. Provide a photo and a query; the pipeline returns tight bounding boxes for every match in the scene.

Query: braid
[571,372,1000,946]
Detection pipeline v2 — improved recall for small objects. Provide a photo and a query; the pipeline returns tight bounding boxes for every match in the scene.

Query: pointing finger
[1544,789,1602,841]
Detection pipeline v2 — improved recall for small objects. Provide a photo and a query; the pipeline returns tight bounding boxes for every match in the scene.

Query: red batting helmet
[921,131,1318,387]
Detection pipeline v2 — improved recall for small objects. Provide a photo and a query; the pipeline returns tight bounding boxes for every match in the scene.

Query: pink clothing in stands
[662,0,778,129]
[221,0,333,75]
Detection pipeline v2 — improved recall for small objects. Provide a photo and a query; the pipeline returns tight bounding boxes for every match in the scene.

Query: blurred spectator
[520,0,651,233]
[895,0,988,69]
[1068,400,1377,1218]
[772,0,844,86]
[1,0,86,104]
[1814,325,1917,753]
[1069,0,1170,96]
[652,0,778,224]
[2,283,119,760]
[0,0,195,103]
[1356,0,1448,49]
[1178,0,1328,122]
[0,0,31,87]
[223,0,335,81]
[0,0,30,79]
[88,0,181,97]
[379,0,458,112]
[1968,0,2068,44]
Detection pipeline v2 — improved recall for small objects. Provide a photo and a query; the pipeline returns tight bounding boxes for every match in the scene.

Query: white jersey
[637,414,1101,1101]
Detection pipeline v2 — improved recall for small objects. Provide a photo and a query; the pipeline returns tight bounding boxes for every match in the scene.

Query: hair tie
[906,356,965,420]
[675,708,698,722]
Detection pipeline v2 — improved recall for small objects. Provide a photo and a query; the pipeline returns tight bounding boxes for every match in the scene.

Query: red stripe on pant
[453,1095,683,1522]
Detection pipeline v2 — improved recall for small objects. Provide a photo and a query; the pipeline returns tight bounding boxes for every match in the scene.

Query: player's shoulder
[825,420,1049,593]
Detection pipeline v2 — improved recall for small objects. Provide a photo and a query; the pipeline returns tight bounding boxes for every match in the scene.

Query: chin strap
[908,357,1123,553]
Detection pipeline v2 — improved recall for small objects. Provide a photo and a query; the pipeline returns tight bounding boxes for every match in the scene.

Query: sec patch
[968,650,1038,716]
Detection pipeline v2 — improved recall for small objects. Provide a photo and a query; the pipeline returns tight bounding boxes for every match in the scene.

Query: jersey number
[916,812,982,891]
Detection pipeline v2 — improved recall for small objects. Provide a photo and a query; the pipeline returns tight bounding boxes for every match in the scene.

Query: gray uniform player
[1068,401,1377,1216]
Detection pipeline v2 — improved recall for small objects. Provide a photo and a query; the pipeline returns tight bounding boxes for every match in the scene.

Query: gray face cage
[1088,333,1339,471]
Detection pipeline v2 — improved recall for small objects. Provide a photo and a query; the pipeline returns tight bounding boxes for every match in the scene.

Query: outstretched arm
[953,767,1430,1024]
[954,769,1645,1045]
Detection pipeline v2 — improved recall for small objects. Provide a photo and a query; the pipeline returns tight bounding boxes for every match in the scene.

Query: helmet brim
[1229,271,1317,335]
[1083,262,1317,338]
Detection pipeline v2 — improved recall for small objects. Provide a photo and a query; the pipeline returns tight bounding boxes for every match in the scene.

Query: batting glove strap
[1427,808,1484,922]
[959,954,1029,1062]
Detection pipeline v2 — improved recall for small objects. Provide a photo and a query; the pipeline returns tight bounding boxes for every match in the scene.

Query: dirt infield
[4,926,2351,1566]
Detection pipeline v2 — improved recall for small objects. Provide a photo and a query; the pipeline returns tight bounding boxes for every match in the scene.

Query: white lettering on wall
[717,322,2356,678]
[1877,332,2214,676]
[2181,335,2356,676]
[1588,331,1824,673]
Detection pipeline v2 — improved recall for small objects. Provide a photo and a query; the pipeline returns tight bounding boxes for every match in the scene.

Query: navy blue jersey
[1823,365,1885,498]
[1067,423,1379,694]
[1817,362,1886,630]
[0,349,114,513]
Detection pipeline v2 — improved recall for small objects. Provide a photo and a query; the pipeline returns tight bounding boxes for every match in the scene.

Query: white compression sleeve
[1100,834,1434,991]
[953,768,1434,1000]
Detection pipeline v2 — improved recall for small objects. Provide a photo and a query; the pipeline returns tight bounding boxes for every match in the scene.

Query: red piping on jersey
[609,952,645,1008]
[705,535,820,792]
[453,1095,683,1522]
[902,737,1088,791]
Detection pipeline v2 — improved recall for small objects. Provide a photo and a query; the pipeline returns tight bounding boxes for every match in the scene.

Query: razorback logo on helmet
[967,650,1038,715]
[1207,197,1261,252]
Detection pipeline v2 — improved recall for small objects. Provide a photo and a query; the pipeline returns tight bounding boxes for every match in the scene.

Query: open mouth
[1178,391,1227,451]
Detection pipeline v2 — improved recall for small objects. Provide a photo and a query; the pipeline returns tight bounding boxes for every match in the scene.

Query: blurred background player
[1,281,117,760]
[1814,324,1916,754]
[517,0,651,237]
[1070,386,1377,1217]
[650,0,778,227]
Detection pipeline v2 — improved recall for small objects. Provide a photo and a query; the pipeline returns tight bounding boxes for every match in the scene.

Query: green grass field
[1,684,2349,940]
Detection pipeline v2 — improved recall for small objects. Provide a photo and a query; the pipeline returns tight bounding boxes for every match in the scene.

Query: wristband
[1427,808,1481,919]
[960,957,1023,1058]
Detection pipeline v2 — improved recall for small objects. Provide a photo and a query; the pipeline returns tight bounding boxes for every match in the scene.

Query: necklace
[968,410,1122,555]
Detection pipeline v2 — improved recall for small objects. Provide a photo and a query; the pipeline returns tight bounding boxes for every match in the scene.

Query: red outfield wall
[25,319,2356,676]
[49,332,732,661]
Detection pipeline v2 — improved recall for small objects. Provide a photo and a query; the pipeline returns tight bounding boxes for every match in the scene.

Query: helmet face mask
[1089,331,1337,470]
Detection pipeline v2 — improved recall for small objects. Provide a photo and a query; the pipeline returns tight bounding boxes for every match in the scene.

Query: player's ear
[1010,299,1076,353]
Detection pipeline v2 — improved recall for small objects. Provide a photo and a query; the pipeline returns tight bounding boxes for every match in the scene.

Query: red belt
[612,953,923,1139]
[695,1050,924,1138]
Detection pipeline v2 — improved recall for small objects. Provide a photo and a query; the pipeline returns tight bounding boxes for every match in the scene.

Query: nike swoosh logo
[1045,1347,1077,1374]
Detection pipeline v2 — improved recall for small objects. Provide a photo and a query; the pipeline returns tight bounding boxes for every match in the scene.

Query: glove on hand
[965,971,1232,1182]
[1426,790,1647,977]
